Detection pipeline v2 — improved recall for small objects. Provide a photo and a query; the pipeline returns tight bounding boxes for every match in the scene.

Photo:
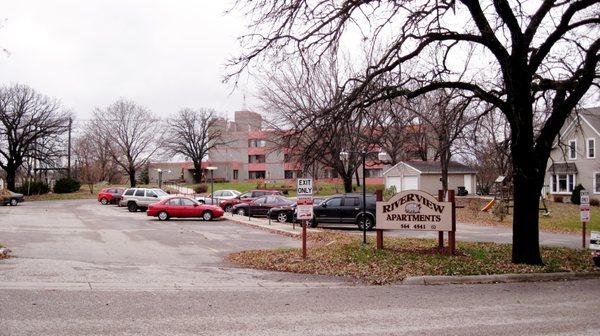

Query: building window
[365,168,383,178]
[233,170,238,180]
[284,154,292,163]
[568,140,577,160]
[248,155,266,163]
[284,170,295,179]
[587,138,595,158]
[552,173,576,193]
[249,171,266,179]
[248,139,266,148]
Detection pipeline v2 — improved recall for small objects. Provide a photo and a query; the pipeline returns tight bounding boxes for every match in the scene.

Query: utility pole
[67,117,72,178]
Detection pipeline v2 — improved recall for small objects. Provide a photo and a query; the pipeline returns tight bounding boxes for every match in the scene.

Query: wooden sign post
[580,190,590,249]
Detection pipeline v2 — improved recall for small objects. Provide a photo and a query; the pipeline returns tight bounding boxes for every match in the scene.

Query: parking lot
[0,199,346,290]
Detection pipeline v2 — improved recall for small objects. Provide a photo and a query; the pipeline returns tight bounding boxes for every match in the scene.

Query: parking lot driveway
[0,199,344,290]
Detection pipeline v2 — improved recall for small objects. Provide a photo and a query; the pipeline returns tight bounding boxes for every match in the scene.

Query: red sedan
[147,196,224,221]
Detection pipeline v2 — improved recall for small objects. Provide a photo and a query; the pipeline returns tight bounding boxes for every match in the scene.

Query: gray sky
[0,0,253,120]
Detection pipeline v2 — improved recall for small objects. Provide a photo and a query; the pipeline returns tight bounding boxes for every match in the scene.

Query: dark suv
[311,193,377,230]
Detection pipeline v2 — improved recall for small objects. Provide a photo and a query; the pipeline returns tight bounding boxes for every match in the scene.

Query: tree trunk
[5,164,17,190]
[509,95,543,265]
[355,170,360,186]
[129,170,136,187]
[511,159,543,265]
[193,163,201,184]
[342,175,353,193]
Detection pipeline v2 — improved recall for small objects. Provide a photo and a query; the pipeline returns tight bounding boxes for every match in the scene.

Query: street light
[339,149,389,245]
[207,166,218,204]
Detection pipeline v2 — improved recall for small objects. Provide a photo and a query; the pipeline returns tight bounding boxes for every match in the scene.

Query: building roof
[579,107,600,136]
[547,162,578,173]
[385,160,476,175]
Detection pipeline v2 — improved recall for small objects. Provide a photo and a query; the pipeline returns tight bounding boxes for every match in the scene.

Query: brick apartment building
[149,109,390,184]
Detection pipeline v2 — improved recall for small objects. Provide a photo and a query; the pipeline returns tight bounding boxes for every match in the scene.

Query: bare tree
[0,84,70,190]
[73,136,102,194]
[163,108,226,184]
[229,0,600,265]
[92,99,162,187]
[258,58,370,192]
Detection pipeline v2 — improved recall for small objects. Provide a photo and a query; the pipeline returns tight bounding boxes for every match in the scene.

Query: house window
[248,155,266,163]
[587,138,595,158]
[249,171,266,179]
[552,173,576,193]
[595,173,600,193]
[284,170,295,179]
[233,170,238,180]
[568,140,577,159]
[284,154,292,162]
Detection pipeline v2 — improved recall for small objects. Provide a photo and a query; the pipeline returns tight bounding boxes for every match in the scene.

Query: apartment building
[150,109,431,184]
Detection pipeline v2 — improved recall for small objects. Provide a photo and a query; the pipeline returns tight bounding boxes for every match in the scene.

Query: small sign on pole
[581,190,590,248]
[296,178,313,259]
[0,178,4,190]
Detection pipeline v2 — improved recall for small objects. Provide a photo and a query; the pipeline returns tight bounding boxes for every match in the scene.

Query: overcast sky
[0,0,254,121]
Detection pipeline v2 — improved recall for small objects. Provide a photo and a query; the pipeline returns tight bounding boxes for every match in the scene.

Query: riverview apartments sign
[376,190,453,231]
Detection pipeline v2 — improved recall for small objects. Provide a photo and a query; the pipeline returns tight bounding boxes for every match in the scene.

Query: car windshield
[153,189,168,196]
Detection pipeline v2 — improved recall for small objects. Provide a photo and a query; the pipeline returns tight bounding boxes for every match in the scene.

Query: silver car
[195,189,241,205]
[119,188,170,212]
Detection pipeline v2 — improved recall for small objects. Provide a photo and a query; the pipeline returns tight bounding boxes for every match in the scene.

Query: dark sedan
[232,195,294,217]
[267,197,325,223]
[1,189,24,206]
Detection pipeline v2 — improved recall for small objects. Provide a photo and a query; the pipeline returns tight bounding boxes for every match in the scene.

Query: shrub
[16,181,50,195]
[164,187,179,194]
[571,184,584,204]
[194,184,208,193]
[383,186,397,201]
[53,177,81,194]
[590,198,600,207]
[553,195,564,203]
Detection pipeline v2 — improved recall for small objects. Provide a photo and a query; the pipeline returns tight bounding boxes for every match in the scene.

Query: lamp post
[157,169,163,189]
[340,149,389,245]
[207,166,217,204]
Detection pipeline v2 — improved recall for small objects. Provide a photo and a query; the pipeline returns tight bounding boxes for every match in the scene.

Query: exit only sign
[297,178,313,195]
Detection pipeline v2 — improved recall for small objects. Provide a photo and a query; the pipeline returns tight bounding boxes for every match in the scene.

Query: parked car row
[97,186,377,229]
[97,187,224,221]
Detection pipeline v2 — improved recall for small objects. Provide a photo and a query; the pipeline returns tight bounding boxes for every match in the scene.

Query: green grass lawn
[457,198,600,234]
[186,181,384,197]
[227,231,598,284]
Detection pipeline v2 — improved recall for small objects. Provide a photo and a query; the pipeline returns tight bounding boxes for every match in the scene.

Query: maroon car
[231,195,294,217]
[98,187,125,205]
[218,189,283,212]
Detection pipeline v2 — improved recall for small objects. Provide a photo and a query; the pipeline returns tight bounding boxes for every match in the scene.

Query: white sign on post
[581,190,591,222]
[376,190,453,231]
[0,178,4,190]
[296,178,313,220]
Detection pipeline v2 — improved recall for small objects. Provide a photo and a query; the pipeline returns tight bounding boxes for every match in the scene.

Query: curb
[402,272,600,285]
[223,213,320,237]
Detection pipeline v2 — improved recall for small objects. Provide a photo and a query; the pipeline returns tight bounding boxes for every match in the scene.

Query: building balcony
[283,162,303,170]
[247,163,267,171]
[248,147,267,155]
[248,131,268,140]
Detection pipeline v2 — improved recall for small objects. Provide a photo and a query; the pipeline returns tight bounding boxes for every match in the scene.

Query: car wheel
[10,198,18,206]
[236,208,246,216]
[224,204,233,212]
[202,211,213,221]
[127,202,138,212]
[100,198,109,205]
[158,211,169,221]
[277,212,288,223]
[309,217,318,228]
[357,214,375,231]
